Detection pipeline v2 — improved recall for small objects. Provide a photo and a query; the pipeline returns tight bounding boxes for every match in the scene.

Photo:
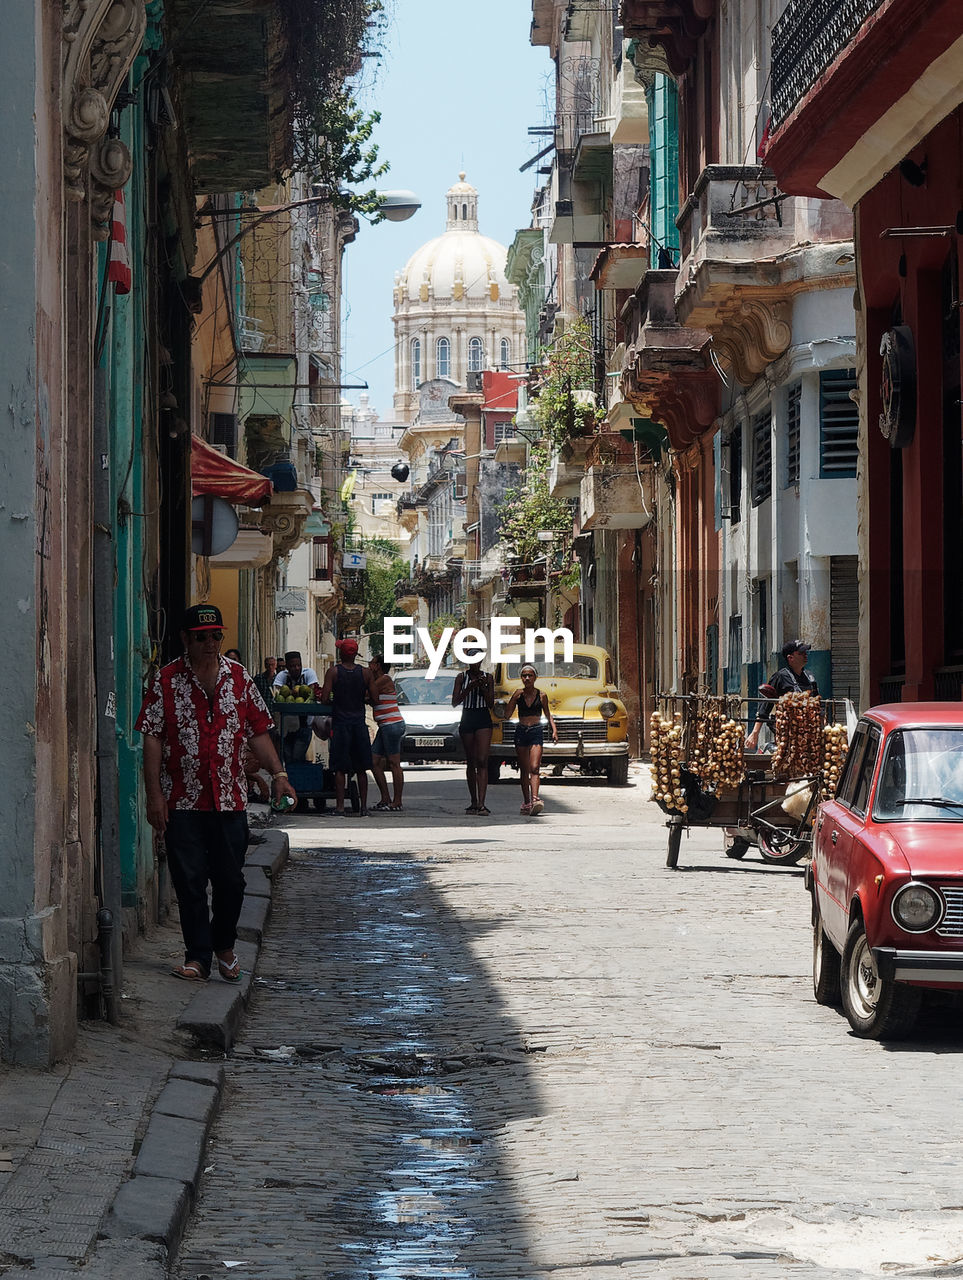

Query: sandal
[388,804,404,811]
[215,952,242,982]
[172,961,209,983]
[530,799,544,816]
[465,805,479,814]
[372,801,393,811]
[475,806,491,816]
[520,802,532,815]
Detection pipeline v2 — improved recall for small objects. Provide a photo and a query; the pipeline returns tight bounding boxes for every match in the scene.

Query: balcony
[168,0,291,191]
[580,464,653,531]
[394,578,420,616]
[506,562,547,599]
[674,165,853,386]
[766,0,963,204]
[548,438,593,498]
[621,0,716,77]
[771,0,885,130]
[619,270,717,452]
[611,44,649,145]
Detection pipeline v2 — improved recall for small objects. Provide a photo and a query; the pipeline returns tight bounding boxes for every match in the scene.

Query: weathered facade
[0,0,366,1065]
[766,0,963,709]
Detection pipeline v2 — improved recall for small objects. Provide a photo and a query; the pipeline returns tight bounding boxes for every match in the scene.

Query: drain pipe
[78,908,116,1023]
[90,365,124,1020]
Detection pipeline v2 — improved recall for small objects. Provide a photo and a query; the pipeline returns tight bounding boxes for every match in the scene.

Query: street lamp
[537,529,554,628]
[375,190,422,222]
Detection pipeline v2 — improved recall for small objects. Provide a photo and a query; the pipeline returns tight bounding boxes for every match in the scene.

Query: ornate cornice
[63,0,146,237]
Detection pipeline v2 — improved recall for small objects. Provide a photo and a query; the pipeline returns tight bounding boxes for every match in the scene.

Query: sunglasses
[189,630,223,641]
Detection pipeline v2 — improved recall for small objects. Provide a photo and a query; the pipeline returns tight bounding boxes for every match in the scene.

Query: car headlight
[599,700,618,719]
[891,881,944,933]
[493,699,509,720]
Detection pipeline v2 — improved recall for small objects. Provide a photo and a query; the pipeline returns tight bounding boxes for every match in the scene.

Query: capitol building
[392,174,526,421]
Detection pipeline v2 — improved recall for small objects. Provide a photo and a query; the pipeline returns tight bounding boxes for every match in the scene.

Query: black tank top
[331,664,366,723]
[519,688,542,715]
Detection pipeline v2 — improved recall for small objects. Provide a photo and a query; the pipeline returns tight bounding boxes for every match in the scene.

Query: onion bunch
[770,692,823,778]
[650,711,687,812]
[820,721,849,799]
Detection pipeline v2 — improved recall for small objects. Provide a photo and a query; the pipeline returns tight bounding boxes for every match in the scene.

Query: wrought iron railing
[877,674,904,705]
[934,666,963,702]
[771,0,885,127]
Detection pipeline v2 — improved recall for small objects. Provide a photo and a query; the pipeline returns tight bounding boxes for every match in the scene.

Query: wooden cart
[654,693,847,870]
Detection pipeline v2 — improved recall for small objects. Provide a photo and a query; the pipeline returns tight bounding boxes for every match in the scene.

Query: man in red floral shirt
[136,604,297,982]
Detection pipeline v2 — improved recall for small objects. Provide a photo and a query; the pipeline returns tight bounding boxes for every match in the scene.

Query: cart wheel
[348,780,361,814]
[666,818,684,869]
[725,837,751,860]
[757,829,810,865]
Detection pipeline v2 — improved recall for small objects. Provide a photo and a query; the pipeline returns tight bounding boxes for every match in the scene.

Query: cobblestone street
[173,767,963,1279]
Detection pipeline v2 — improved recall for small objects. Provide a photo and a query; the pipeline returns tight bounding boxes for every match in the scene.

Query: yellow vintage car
[488,643,630,786]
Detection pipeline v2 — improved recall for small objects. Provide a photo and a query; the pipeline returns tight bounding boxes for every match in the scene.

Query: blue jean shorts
[514,722,544,748]
[372,720,405,758]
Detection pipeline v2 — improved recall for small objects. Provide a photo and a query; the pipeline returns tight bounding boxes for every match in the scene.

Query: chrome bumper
[490,740,628,761]
[873,947,963,984]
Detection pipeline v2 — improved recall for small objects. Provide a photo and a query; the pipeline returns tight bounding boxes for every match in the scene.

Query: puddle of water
[339,1071,488,1279]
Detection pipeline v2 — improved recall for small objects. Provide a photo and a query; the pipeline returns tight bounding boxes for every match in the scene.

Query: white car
[393,668,464,763]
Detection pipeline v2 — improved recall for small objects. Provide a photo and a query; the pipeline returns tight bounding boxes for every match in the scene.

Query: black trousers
[164,810,249,971]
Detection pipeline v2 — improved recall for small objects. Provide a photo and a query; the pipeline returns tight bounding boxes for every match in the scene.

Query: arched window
[468,337,484,372]
[500,338,511,370]
[411,337,421,390]
[436,337,450,379]
[462,203,468,220]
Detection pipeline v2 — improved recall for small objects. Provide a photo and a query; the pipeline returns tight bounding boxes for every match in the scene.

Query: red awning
[191,434,272,505]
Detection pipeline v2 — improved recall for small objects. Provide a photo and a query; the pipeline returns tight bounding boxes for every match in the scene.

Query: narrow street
[172,768,963,1280]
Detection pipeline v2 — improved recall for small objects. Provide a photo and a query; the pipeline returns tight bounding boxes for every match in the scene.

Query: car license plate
[412,735,445,747]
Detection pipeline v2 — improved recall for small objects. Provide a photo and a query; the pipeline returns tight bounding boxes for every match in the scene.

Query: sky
[340,0,554,420]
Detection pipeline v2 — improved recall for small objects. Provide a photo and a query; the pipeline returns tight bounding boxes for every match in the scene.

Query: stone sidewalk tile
[0,827,289,1278]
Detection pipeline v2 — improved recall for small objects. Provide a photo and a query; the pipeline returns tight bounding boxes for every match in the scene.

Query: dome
[395,174,512,305]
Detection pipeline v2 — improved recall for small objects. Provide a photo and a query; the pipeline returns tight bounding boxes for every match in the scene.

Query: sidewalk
[0,824,289,1280]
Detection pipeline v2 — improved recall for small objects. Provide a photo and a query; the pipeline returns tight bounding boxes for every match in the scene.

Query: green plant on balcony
[283,1,389,217]
[427,612,464,645]
[497,443,573,568]
[531,317,604,450]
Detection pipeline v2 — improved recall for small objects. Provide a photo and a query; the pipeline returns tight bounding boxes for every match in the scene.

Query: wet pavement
[170,765,963,1280]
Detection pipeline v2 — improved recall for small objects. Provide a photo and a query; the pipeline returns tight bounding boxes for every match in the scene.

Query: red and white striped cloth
[108,189,131,295]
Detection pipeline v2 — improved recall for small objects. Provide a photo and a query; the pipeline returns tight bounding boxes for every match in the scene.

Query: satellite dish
[191,495,239,556]
[390,461,410,482]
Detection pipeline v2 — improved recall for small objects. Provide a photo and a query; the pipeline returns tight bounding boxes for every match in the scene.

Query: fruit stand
[268,692,360,813]
[650,693,851,869]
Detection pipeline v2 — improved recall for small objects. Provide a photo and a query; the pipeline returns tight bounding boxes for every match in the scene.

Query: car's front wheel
[812,907,841,1006]
[607,755,629,786]
[840,918,920,1039]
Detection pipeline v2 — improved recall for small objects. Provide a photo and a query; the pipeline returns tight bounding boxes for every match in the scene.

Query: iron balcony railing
[771,0,885,128]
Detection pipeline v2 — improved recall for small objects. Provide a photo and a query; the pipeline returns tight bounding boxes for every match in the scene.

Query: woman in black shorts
[505,664,558,816]
[452,657,495,814]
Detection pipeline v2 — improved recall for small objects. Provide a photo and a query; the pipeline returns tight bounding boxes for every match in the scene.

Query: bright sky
[341,0,553,420]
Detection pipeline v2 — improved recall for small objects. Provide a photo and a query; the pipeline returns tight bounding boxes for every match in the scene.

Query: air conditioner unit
[453,485,468,501]
[209,411,239,458]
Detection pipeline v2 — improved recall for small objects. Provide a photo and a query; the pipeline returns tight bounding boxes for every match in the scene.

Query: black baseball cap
[182,603,223,632]
[781,639,811,658]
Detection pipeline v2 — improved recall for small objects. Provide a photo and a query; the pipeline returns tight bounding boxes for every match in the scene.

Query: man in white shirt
[272,650,322,762]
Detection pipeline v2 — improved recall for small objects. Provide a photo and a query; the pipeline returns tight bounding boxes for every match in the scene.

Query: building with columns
[392,175,526,422]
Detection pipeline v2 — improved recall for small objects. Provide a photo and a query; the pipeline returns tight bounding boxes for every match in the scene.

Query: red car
[810,703,963,1039]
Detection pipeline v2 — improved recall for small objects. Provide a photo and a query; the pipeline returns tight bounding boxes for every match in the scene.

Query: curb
[97,827,290,1269]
